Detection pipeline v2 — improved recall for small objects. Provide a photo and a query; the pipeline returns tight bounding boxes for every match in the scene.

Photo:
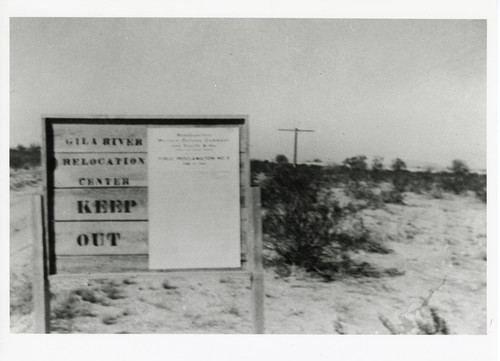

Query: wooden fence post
[32,194,50,333]
[250,187,264,333]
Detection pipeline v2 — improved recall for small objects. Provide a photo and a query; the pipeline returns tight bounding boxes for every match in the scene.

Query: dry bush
[10,144,41,169]
[261,165,399,281]
[101,314,120,325]
[122,278,137,285]
[99,280,126,300]
[51,291,97,333]
[162,280,178,290]
[416,308,449,335]
[72,287,101,304]
[345,181,385,209]
[379,307,450,335]
[380,189,405,204]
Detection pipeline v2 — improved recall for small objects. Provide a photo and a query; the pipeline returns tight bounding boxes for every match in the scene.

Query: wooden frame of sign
[33,116,264,333]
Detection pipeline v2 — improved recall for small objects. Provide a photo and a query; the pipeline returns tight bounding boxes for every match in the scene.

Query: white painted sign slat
[52,124,147,153]
[55,221,148,256]
[53,153,147,188]
[53,188,148,221]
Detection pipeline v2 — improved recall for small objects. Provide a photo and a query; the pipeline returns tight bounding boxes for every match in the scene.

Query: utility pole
[278,128,315,166]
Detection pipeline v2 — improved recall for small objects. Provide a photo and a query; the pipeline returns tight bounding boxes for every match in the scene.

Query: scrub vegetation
[252,155,485,283]
[10,149,486,334]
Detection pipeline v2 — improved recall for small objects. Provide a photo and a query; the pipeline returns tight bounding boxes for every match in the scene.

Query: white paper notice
[148,127,241,269]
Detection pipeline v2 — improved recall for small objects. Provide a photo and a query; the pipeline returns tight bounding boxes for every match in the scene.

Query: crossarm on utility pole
[278,128,315,166]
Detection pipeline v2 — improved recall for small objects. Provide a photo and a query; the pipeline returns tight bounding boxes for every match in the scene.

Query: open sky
[10,18,486,169]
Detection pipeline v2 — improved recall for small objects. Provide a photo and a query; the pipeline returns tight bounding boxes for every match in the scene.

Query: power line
[278,128,315,166]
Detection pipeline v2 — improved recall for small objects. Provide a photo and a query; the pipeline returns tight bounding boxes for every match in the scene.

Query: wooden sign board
[43,117,250,274]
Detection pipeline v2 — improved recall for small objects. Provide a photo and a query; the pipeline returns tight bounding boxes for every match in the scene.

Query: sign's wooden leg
[251,187,264,334]
[32,195,50,333]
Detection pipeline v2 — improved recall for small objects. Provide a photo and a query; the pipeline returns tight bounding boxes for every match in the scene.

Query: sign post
[250,187,265,333]
[32,194,50,333]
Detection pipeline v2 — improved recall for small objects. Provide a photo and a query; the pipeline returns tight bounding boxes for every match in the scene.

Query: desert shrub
[469,173,487,203]
[440,159,485,197]
[372,156,384,172]
[416,308,449,335]
[52,294,81,320]
[334,317,346,334]
[440,172,466,195]
[371,156,385,183]
[72,287,101,303]
[51,285,116,331]
[250,159,273,179]
[101,314,119,325]
[122,278,137,285]
[345,181,384,209]
[381,189,404,204]
[446,160,470,194]
[322,164,350,185]
[379,307,449,335]
[342,155,368,182]
[10,144,41,169]
[378,314,399,334]
[162,280,178,290]
[389,158,410,192]
[438,168,486,201]
[99,280,126,300]
[122,308,133,316]
[227,305,242,317]
[439,172,455,193]
[429,184,445,199]
[275,154,289,164]
[346,181,372,200]
[391,158,407,172]
[263,188,341,269]
[392,170,410,192]
[260,162,320,209]
[52,293,96,320]
[407,171,434,193]
[474,185,487,203]
[261,165,395,280]
[451,159,469,174]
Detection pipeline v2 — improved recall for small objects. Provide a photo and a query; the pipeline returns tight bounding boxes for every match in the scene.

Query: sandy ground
[10,186,486,334]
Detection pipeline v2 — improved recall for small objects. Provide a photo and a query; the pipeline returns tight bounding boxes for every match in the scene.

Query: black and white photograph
[2,1,497,360]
